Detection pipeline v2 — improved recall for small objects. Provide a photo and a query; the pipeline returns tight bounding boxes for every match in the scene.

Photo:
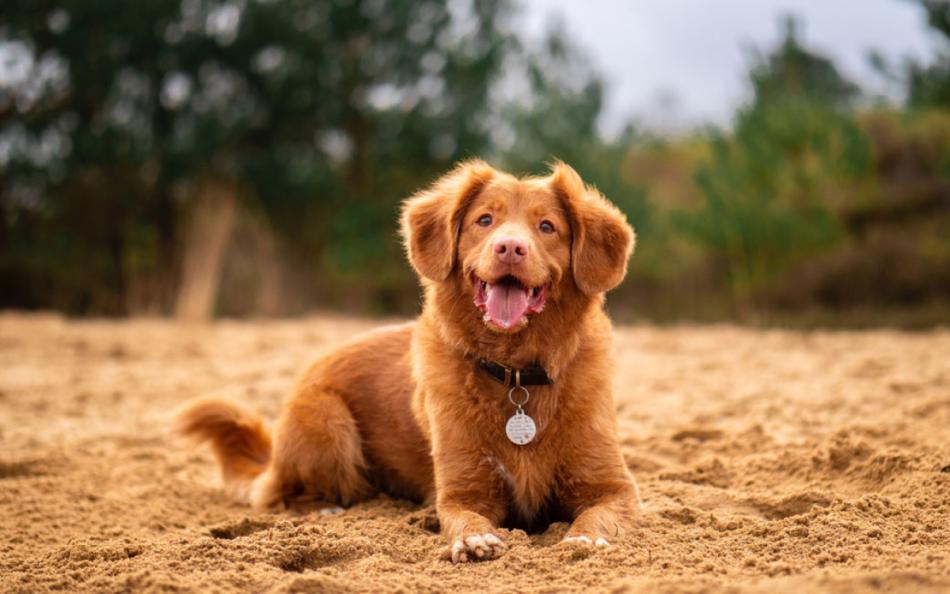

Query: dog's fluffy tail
[173,397,272,500]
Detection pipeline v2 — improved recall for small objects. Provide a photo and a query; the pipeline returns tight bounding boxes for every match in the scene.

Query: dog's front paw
[561,534,610,547]
[449,533,507,563]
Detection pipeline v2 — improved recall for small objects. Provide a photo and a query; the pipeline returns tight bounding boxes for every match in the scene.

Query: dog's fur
[175,160,642,562]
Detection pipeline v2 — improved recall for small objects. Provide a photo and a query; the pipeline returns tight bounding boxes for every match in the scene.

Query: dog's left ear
[400,160,495,282]
[550,162,635,295]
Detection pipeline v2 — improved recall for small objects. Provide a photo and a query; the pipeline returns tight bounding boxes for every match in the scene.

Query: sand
[1,313,948,593]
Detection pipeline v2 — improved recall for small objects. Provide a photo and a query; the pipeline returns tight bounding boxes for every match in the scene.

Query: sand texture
[1,314,949,593]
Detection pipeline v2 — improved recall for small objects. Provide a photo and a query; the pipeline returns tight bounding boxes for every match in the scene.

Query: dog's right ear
[400,160,495,282]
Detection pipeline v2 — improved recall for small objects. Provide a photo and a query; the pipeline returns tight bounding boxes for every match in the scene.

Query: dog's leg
[562,489,641,546]
[558,448,642,546]
[250,387,372,510]
[434,449,509,563]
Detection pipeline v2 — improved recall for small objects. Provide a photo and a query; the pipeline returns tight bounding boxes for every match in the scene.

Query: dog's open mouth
[473,274,548,330]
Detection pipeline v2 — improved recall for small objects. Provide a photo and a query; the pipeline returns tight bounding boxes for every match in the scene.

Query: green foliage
[495,27,653,254]
[676,18,872,293]
[875,1,950,109]
[1,0,517,313]
[1,3,948,323]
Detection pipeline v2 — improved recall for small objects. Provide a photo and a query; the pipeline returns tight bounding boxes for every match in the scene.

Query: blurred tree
[495,25,652,259]
[676,17,871,298]
[4,3,945,324]
[494,26,603,170]
[0,0,518,316]
[906,0,950,108]
[871,0,950,109]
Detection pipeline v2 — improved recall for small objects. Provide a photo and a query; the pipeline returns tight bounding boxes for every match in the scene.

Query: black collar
[477,359,552,387]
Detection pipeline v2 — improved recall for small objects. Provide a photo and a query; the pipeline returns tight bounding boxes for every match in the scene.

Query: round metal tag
[505,411,537,445]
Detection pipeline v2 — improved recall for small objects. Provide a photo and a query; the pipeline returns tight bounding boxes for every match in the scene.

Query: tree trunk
[175,179,237,321]
[254,221,284,316]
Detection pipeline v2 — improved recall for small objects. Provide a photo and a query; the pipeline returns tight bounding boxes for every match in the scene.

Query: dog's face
[457,179,570,331]
[402,160,634,334]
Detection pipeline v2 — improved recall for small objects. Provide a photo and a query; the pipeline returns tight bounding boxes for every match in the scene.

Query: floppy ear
[400,160,495,282]
[550,162,635,295]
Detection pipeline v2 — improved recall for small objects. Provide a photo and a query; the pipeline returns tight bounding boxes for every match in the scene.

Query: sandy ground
[1,313,948,593]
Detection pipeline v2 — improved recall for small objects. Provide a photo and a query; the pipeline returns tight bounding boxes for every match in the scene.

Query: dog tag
[506,410,537,445]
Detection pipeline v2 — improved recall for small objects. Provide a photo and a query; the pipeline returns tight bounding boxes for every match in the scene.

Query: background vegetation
[1,0,948,325]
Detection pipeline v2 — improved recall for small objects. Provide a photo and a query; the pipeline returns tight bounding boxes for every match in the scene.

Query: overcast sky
[519,0,939,134]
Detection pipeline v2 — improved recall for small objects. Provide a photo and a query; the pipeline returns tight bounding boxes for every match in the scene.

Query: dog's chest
[486,449,557,519]
[482,387,569,516]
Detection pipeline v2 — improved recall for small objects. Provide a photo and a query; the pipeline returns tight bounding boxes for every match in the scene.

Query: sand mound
[1,314,948,593]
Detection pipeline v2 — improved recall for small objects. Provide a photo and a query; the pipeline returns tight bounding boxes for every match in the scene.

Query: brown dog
[175,160,641,562]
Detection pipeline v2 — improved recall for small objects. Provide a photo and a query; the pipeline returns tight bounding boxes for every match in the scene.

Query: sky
[518,0,939,134]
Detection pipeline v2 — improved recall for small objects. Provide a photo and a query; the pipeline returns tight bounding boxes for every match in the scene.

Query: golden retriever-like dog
[174,160,642,562]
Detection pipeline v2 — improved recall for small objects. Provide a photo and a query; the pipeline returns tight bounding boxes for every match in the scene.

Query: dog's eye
[539,220,555,234]
[476,214,493,227]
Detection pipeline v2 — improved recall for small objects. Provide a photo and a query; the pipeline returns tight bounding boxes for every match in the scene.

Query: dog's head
[401,160,634,333]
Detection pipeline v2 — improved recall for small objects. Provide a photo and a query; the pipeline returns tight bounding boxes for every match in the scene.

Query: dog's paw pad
[450,533,507,563]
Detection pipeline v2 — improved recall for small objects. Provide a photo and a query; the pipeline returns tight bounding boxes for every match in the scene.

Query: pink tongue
[485,283,530,329]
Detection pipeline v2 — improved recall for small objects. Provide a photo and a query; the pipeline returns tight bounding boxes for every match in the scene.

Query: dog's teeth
[483,313,491,322]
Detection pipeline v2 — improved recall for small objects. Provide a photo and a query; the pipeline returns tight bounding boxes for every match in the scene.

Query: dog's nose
[493,237,528,264]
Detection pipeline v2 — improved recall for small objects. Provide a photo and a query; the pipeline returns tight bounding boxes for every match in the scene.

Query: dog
[174,160,642,562]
